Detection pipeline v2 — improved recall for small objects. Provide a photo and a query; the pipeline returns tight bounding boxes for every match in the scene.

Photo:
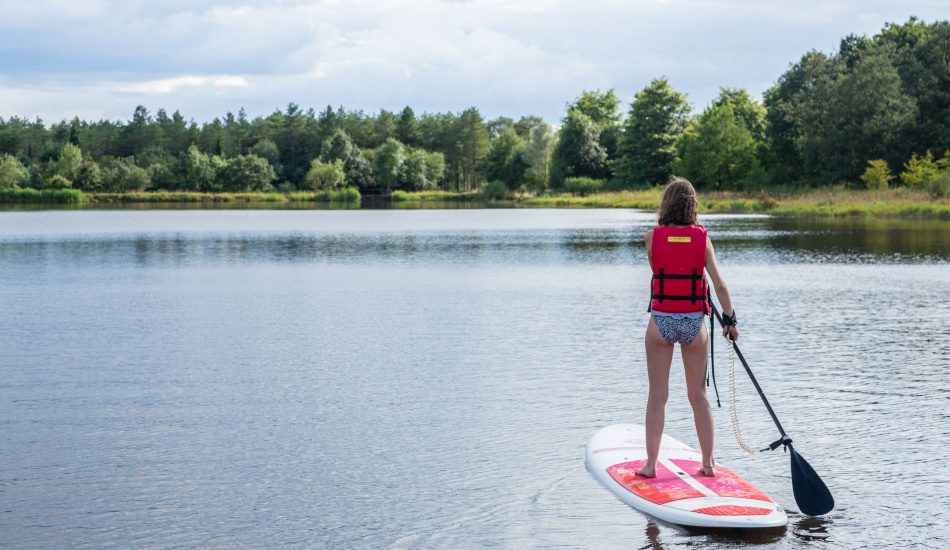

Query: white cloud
[0,1,946,123]
[117,75,250,94]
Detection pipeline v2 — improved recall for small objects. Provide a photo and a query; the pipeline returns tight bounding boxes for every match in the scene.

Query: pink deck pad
[694,505,772,516]
[669,459,772,502]
[607,460,704,505]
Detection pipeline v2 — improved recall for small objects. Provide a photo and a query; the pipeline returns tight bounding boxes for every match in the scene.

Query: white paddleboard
[586,424,787,528]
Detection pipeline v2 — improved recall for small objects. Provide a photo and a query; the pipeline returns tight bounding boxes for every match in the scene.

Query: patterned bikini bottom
[651,314,705,346]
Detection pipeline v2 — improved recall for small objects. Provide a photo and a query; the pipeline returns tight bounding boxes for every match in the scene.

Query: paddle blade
[790,449,834,516]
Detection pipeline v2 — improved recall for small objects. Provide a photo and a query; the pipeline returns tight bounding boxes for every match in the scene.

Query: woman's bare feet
[635,464,657,478]
[698,464,717,477]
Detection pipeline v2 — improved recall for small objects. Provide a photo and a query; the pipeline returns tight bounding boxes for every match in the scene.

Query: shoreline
[1,188,949,218]
[394,188,950,218]
[0,188,361,206]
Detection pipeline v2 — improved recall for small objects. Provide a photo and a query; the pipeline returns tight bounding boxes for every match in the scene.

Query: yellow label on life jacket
[667,236,692,243]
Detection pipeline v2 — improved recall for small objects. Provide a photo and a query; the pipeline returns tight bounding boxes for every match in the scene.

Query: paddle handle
[709,302,788,438]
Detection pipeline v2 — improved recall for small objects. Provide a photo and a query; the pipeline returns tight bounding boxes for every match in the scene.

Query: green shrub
[305,158,346,190]
[901,151,938,188]
[391,190,411,202]
[102,158,151,192]
[332,186,361,202]
[0,154,30,189]
[481,180,507,200]
[938,150,950,172]
[47,174,73,189]
[755,191,779,210]
[860,159,893,190]
[927,171,950,198]
[217,154,277,192]
[563,176,605,196]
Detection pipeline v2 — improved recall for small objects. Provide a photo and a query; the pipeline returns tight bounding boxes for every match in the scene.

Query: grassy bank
[763,188,950,218]
[0,188,86,203]
[0,188,361,205]
[287,187,362,203]
[92,191,286,203]
[506,188,950,218]
[391,190,479,202]
[386,187,950,217]
[3,186,948,218]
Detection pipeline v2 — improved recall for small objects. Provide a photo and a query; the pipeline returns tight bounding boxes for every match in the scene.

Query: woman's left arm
[705,237,739,341]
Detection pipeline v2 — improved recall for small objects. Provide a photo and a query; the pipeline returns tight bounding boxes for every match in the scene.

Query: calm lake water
[1,208,948,549]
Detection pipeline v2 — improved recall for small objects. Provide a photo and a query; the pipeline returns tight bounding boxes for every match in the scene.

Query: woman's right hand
[722,325,739,341]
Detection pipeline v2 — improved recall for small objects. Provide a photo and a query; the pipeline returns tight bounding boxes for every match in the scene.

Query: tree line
[0,18,947,195]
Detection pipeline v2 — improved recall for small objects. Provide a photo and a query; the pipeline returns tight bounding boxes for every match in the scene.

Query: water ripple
[1,209,948,548]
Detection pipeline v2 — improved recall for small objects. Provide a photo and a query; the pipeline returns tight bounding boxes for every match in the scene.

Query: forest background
[0,18,948,203]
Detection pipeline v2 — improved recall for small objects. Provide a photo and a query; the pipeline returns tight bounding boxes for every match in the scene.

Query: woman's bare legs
[682,323,716,476]
[635,318,674,478]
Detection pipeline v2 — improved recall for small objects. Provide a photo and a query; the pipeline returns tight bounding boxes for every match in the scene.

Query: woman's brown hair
[657,176,699,226]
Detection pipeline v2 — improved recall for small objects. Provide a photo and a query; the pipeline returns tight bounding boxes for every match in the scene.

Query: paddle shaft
[709,302,788,439]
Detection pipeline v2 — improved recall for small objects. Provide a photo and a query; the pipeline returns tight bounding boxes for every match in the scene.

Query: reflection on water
[643,521,664,549]
[790,515,833,542]
[1,208,948,549]
[755,217,950,262]
[1,210,948,267]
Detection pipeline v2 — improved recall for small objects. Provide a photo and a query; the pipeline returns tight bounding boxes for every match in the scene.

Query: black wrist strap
[721,311,738,327]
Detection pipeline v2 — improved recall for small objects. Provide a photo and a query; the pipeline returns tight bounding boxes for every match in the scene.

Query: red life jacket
[649,225,710,315]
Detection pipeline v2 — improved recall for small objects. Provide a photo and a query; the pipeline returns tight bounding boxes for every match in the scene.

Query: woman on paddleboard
[635,177,739,479]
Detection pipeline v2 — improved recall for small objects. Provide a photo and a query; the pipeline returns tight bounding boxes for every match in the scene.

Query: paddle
[709,302,835,517]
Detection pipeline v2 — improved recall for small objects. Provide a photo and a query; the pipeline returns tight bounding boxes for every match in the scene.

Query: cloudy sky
[0,0,945,124]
